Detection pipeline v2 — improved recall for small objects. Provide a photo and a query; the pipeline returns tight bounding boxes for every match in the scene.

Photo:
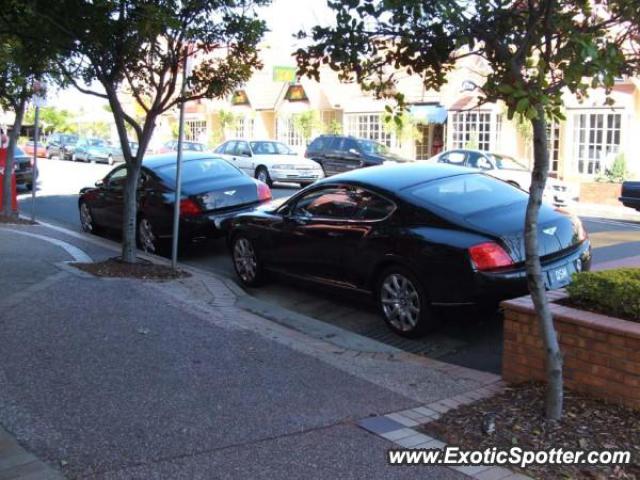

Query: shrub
[601,153,629,183]
[566,268,640,322]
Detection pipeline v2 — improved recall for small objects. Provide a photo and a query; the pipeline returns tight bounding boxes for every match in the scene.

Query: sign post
[170,49,192,270]
[31,81,46,222]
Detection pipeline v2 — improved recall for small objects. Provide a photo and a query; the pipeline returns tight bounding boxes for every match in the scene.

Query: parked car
[13,146,37,190]
[227,162,591,337]
[156,140,207,154]
[214,139,324,187]
[73,138,120,164]
[619,181,640,211]
[78,153,272,253]
[22,140,47,158]
[428,149,570,206]
[46,132,79,160]
[304,134,409,177]
[73,139,139,164]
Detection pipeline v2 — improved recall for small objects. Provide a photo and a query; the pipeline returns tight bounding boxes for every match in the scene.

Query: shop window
[185,120,207,142]
[573,112,621,176]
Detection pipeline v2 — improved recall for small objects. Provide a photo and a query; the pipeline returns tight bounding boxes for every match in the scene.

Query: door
[101,166,128,229]
[270,185,360,280]
[221,141,239,168]
[322,137,353,176]
[234,141,254,176]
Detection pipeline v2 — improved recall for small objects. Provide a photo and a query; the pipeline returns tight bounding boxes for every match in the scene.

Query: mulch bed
[556,298,639,324]
[421,383,640,479]
[0,214,37,225]
[71,257,190,280]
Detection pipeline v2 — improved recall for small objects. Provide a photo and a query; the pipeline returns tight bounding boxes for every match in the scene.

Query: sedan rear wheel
[232,236,264,287]
[255,167,273,188]
[138,217,158,254]
[377,266,436,338]
[79,201,100,234]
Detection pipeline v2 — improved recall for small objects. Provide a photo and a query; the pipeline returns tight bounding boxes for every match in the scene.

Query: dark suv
[304,135,407,177]
[46,132,80,160]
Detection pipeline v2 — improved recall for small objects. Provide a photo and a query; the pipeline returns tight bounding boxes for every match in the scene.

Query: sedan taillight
[469,242,514,271]
[256,181,272,202]
[179,198,202,217]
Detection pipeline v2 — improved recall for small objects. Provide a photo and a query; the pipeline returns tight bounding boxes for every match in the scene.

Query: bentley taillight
[179,198,202,217]
[256,181,272,202]
[469,242,514,271]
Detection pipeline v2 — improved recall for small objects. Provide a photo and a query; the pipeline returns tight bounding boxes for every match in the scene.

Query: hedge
[565,268,640,322]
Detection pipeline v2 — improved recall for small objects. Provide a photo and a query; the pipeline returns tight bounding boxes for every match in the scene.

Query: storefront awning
[409,104,448,124]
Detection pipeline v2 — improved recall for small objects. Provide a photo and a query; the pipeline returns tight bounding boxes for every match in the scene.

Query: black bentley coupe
[227,162,591,337]
[78,153,272,253]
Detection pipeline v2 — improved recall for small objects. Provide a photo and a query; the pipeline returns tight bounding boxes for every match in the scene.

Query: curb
[0,426,65,479]
[0,227,92,263]
[357,381,534,480]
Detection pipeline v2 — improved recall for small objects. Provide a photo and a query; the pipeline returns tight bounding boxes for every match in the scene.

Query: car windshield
[404,173,528,216]
[357,139,389,155]
[155,157,241,183]
[487,153,528,171]
[249,141,295,155]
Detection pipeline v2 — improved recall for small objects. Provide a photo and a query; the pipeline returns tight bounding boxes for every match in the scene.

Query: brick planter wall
[579,182,622,206]
[502,290,640,410]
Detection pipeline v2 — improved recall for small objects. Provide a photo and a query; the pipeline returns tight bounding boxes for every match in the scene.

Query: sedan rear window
[405,173,528,216]
[155,158,242,183]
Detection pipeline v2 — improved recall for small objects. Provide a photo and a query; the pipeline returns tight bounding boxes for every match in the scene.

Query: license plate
[546,264,570,289]
[553,266,568,283]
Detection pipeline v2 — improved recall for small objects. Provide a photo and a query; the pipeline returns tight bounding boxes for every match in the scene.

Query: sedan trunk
[463,201,582,263]
[185,176,259,212]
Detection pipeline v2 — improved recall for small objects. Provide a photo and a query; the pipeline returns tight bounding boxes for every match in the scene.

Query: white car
[428,149,569,206]
[214,139,325,187]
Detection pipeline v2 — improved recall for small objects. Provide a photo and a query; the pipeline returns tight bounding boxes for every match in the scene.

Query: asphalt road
[18,157,640,374]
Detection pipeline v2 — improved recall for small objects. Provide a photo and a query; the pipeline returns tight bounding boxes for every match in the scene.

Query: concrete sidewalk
[0,224,499,479]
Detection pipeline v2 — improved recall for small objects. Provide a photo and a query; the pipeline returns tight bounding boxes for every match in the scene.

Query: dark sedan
[14,147,37,190]
[227,163,591,337]
[78,153,272,253]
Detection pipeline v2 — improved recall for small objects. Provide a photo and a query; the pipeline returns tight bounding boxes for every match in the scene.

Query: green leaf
[516,97,530,113]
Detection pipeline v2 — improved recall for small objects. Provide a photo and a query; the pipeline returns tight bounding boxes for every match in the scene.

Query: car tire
[376,265,438,338]
[255,166,273,188]
[79,201,101,234]
[231,235,265,287]
[137,216,165,255]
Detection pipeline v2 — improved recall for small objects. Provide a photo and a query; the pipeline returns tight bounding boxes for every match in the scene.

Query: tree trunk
[526,106,563,420]
[2,95,27,217]
[121,159,142,263]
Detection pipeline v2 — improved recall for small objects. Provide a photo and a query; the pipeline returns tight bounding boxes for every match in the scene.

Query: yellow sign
[273,66,297,83]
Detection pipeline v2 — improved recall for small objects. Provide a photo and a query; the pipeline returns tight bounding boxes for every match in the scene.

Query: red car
[22,141,47,158]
